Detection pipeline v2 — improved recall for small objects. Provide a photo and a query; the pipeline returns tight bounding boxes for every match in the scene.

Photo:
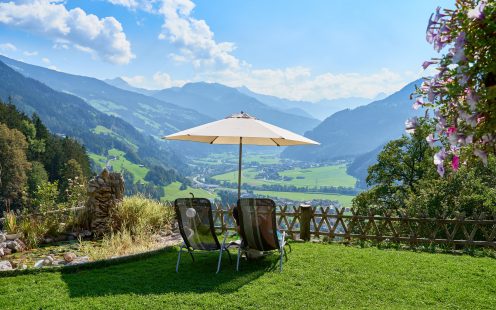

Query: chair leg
[287,242,292,253]
[176,243,185,273]
[279,231,286,272]
[225,248,232,264]
[216,246,224,274]
[216,230,231,274]
[236,244,242,271]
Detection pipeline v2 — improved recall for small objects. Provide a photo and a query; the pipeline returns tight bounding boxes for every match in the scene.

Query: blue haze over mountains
[0,54,421,185]
[0,58,186,177]
[281,79,423,162]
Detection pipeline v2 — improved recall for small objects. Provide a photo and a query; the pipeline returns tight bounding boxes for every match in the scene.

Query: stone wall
[86,169,124,237]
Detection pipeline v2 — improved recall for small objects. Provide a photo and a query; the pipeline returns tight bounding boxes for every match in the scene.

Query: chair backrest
[175,198,220,251]
[237,198,279,251]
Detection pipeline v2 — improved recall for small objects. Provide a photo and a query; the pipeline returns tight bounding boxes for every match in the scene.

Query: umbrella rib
[209,136,220,144]
[270,138,280,146]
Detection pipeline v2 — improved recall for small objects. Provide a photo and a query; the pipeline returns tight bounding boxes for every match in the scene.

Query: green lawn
[163,181,218,201]
[254,190,355,207]
[1,243,494,309]
[212,164,356,188]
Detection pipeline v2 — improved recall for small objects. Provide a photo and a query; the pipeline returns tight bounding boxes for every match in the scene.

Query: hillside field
[163,182,218,201]
[254,190,354,207]
[89,148,149,183]
[212,164,356,188]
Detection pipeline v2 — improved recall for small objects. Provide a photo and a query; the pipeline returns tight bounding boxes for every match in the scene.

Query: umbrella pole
[237,137,243,200]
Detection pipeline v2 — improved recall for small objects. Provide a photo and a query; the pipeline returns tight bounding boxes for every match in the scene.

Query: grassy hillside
[254,190,354,206]
[89,149,149,183]
[191,152,281,166]
[163,182,218,201]
[212,164,356,188]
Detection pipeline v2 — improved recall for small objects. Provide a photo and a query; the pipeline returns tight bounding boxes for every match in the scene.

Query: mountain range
[0,55,211,138]
[282,79,423,162]
[237,86,381,120]
[0,54,422,192]
[151,82,319,134]
[0,59,185,176]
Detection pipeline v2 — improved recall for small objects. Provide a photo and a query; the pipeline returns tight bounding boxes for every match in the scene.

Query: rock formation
[86,169,125,237]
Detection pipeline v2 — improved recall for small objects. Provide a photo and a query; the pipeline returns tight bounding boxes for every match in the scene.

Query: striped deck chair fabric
[174,198,232,273]
[236,198,291,272]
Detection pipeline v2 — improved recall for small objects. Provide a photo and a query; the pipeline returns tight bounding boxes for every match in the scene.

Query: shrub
[80,195,175,260]
[18,215,47,249]
[4,211,18,234]
[111,194,174,236]
[79,226,161,260]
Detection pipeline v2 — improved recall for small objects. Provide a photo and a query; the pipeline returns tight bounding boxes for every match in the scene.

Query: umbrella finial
[227,111,256,119]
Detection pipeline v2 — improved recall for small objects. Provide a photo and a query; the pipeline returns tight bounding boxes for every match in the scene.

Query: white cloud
[42,57,51,64]
[108,0,139,8]
[107,0,155,12]
[157,0,240,69]
[23,50,38,56]
[197,67,416,101]
[121,75,145,85]
[108,0,419,101]
[122,71,188,89]
[0,0,134,64]
[0,42,17,51]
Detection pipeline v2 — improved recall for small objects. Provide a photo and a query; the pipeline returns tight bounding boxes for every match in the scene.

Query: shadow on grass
[61,247,279,298]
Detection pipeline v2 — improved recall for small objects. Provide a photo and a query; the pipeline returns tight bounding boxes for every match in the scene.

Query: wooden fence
[204,203,496,248]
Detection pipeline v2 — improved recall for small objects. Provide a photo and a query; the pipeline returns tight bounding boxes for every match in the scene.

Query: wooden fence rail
[206,203,496,248]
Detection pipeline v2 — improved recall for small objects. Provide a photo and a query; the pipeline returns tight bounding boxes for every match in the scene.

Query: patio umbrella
[163,112,319,199]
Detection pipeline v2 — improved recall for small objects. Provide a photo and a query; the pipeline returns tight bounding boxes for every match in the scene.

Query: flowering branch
[413,0,495,175]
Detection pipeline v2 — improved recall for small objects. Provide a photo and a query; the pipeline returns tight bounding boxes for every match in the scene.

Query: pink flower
[422,60,437,70]
[434,148,446,165]
[426,134,437,147]
[451,155,460,171]
[466,88,478,111]
[434,6,447,22]
[467,1,487,20]
[413,98,423,110]
[447,127,456,135]
[437,164,445,177]
[434,148,446,177]
[474,149,488,166]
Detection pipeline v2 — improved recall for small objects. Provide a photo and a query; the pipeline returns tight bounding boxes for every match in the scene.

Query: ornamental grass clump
[81,195,175,260]
[111,194,174,236]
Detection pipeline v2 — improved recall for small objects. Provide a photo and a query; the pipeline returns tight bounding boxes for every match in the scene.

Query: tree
[0,124,31,211]
[354,123,437,212]
[59,159,86,202]
[353,122,496,217]
[144,166,176,186]
[415,0,496,173]
[27,161,49,198]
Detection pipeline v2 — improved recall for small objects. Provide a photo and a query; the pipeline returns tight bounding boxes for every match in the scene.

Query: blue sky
[0,0,451,101]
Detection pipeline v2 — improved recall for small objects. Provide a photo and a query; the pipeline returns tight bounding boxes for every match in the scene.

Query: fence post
[300,204,312,241]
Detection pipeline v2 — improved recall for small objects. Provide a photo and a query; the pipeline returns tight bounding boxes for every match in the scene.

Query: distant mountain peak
[105,77,131,87]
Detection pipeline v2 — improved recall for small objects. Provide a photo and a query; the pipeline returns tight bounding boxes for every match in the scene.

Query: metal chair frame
[235,198,292,272]
[174,198,234,274]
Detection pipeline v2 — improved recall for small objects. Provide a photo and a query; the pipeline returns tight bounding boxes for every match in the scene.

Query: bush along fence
[162,202,496,249]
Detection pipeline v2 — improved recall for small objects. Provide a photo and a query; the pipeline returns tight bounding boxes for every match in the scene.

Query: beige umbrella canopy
[163,112,319,198]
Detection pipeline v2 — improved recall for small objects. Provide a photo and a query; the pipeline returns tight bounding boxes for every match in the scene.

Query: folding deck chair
[236,198,292,272]
[174,198,232,273]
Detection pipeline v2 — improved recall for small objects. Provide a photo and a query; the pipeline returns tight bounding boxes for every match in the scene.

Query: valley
[183,151,359,206]
[0,55,422,208]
